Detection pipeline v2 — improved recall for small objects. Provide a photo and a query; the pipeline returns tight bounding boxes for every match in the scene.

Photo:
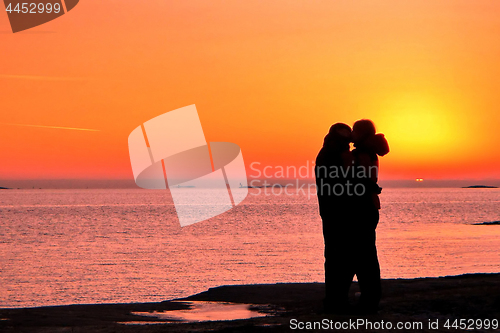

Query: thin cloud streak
[0,75,86,81]
[0,123,100,132]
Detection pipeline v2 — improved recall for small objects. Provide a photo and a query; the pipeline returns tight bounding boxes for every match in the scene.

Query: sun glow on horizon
[378,93,466,162]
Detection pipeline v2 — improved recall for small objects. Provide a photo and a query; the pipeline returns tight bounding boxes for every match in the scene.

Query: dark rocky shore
[0,273,498,332]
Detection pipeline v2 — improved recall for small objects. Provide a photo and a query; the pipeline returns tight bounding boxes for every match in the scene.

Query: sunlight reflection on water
[130,301,268,323]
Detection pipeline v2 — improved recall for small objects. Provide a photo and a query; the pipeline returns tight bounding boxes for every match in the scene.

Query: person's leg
[325,252,354,304]
[355,210,381,312]
[324,230,355,312]
[356,237,381,311]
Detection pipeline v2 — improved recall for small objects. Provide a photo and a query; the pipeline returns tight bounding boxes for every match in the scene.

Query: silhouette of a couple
[315,119,389,314]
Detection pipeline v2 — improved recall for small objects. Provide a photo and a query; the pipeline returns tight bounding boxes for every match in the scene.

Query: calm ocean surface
[0,188,499,308]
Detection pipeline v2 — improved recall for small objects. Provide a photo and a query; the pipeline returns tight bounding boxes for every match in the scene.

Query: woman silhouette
[351,119,389,313]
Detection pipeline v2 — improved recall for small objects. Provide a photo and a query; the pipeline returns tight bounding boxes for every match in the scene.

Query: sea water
[0,188,498,308]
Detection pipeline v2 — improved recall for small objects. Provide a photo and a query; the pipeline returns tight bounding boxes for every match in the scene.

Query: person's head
[323,123,352,150]
[352,119,376,145]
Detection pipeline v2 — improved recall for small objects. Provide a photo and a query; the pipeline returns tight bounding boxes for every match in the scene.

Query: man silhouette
[315,123,355,313]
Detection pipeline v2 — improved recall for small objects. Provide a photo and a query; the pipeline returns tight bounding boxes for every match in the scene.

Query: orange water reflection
[131,301,268,323]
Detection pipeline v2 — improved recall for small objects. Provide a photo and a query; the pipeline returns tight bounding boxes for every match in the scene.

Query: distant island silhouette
[239,183,270,188]
[473,221,500,225]
[0,186,11,190]
[239,183,283,189]
[462,185,498,188]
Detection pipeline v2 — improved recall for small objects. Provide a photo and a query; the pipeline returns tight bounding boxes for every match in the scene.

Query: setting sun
[377,92,468,167]
[380,94,457,149]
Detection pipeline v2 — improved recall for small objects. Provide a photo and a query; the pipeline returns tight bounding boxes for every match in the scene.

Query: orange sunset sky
[1,0,500,184]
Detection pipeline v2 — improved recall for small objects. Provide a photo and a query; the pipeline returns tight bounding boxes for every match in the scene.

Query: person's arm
[356,153,381,194]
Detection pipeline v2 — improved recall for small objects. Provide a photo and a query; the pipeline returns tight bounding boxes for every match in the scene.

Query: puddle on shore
[118,321,169,325]
[127,301,270,324]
